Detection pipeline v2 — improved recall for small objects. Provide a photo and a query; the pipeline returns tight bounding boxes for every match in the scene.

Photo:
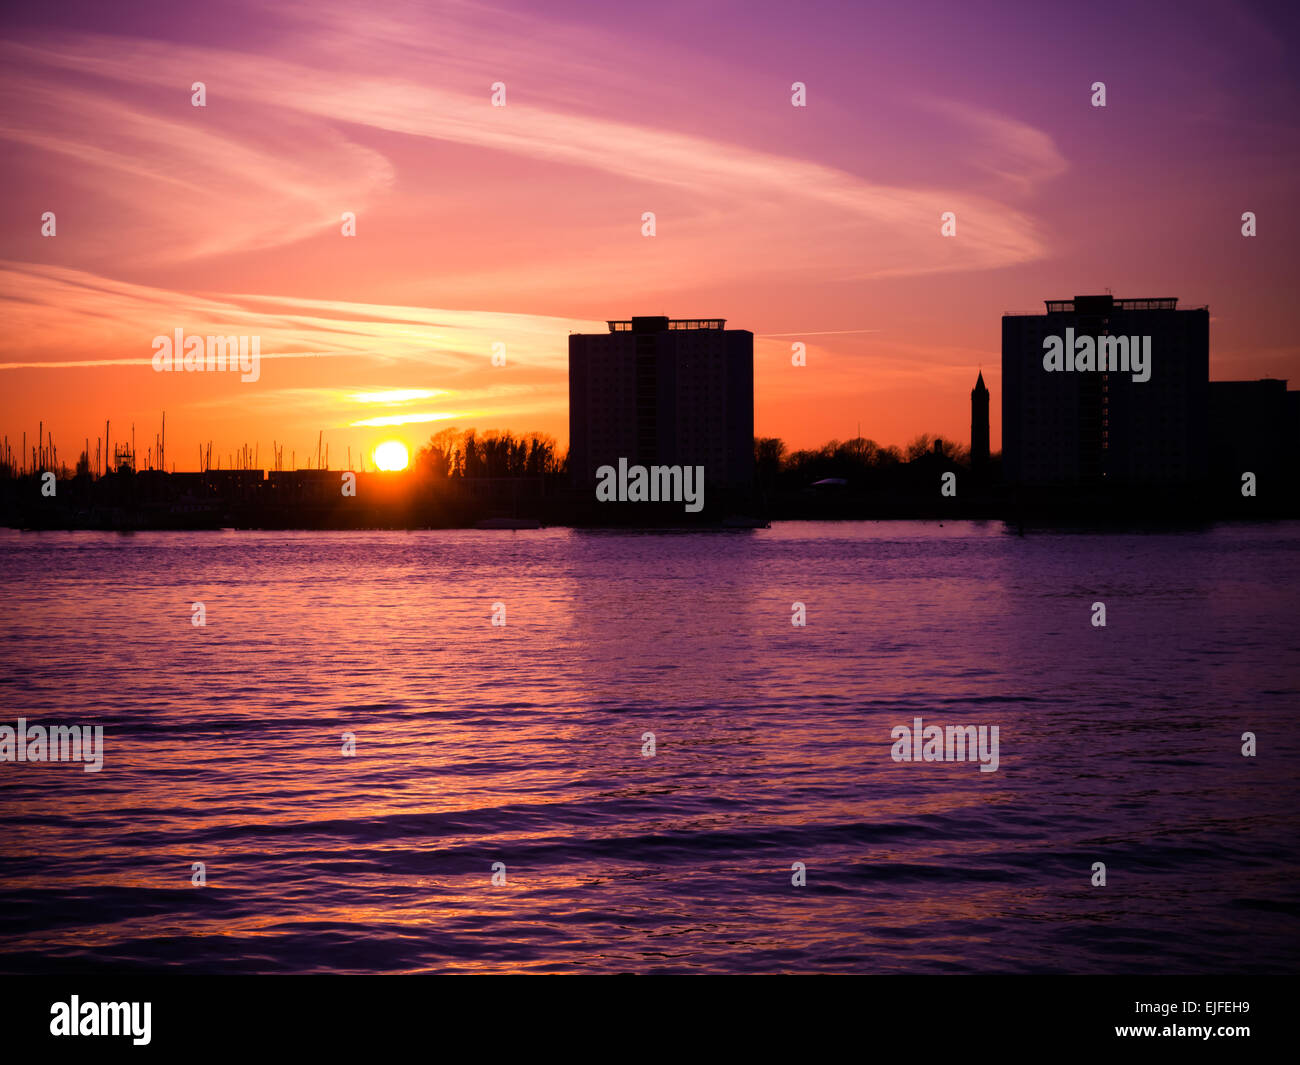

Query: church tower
[971,371,990,474]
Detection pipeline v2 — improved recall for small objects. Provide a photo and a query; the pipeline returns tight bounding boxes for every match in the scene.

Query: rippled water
[1,522,1298,973]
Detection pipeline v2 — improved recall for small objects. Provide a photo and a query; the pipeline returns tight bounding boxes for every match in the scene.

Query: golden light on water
[373,440,409,471]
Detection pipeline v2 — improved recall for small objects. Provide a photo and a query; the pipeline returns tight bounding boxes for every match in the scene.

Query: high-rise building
[970,371,990,474]
[1208,378,1291,485]
[1002,295,1209,487]
[568,316,754,492]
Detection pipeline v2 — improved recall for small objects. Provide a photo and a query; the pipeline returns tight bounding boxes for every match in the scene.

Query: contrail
[756,329,881,337]
[0,350,365,371]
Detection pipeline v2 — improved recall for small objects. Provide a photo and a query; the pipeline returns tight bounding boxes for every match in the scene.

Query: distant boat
[474,517,543,530]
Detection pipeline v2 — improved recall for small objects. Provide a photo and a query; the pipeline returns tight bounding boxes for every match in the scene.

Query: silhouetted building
[970,371,990,474]
[568,316,754,491]
[1002,295,1209,487]
[1208,378,1293,490]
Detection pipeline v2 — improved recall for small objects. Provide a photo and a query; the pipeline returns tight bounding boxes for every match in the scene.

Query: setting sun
[373,440,409,471]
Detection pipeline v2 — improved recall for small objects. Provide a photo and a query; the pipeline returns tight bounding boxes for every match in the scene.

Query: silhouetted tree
[905,434,967,464]
[416,429,564,481]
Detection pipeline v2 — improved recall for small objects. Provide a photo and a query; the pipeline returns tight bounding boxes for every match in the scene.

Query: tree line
[412,428,990,487]
[756,434,995,493]
[415,428,565,479]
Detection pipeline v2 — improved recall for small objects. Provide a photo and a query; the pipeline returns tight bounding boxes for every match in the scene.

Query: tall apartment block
[1208,378,1294,487]
[568,316,754,492]
[1002,295,1209,487]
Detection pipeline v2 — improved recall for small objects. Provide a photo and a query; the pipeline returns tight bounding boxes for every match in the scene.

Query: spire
[971,368,991,471]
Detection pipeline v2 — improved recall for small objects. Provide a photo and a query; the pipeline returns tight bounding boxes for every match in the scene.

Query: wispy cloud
[350,389,446,403]
[349,411,464,427]
[0,262,599,371]
[0,1,1059,284]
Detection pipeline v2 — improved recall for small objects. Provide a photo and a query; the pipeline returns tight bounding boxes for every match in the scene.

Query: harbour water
[1,522,1297,973]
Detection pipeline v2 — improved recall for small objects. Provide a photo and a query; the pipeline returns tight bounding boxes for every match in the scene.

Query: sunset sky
[2,0,1297,471]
